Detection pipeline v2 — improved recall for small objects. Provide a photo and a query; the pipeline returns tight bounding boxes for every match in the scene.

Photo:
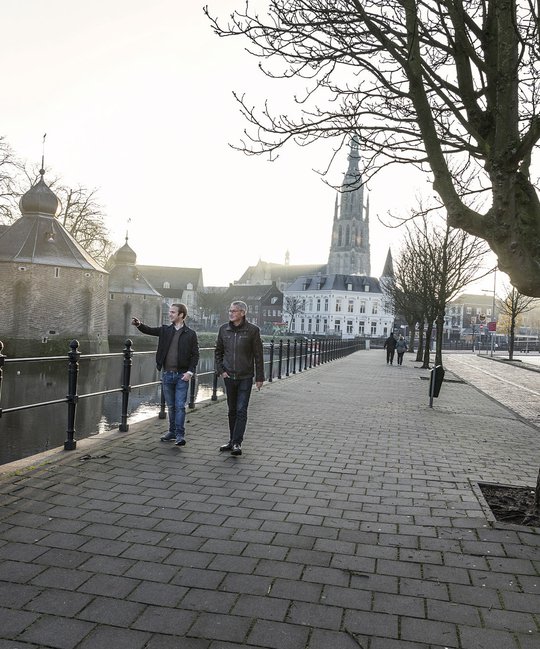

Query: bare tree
[0,137,24,222]
[54,185,114,267]
[498,287,539,360]
[393,212,487,368]
[207,1,540,296]
[283,296,305,332]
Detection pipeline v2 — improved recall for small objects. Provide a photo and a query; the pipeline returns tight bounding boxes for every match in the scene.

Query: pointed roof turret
[381,248,394,277]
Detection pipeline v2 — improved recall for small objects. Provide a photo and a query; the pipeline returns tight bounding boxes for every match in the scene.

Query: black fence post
[268,342,274,382]
[211,372,219,401]
[286,340,290,377]
[298,339,303,372]
[119,339,133,432]
[159,384,167,418]
[188,375,196,409]
[277,340,283,379]
[292,340,297,374]
[65,339,80,450]
[0,341,4,419]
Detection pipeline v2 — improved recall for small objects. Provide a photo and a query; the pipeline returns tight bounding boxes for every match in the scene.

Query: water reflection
[0,350,222,466]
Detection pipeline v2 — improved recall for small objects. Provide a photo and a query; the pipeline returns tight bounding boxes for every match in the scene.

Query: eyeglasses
[229,309,242,313]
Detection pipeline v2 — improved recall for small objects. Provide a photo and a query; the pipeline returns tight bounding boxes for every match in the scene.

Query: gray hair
[231,300,247,313]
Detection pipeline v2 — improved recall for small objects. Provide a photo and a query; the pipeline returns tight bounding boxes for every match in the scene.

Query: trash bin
[429,365,445,399]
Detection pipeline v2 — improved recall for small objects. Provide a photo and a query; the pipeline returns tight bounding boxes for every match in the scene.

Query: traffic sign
[487,321,497,332]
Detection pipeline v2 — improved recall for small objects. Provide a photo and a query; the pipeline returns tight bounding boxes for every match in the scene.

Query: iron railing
[0,337,362,452]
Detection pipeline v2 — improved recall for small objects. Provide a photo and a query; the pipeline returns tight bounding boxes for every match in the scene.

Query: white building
[283,274,394,339]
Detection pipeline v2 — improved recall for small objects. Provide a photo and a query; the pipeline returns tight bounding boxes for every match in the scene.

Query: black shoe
[219,442,233,452]
[160,433,175,442]
[231,444,242,456]
[175,439,186,446]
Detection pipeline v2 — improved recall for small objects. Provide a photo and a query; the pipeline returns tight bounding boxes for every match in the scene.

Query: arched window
[163,281,170,289]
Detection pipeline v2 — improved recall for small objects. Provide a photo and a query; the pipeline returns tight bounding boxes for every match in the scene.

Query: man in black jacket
[215,300,264,456]
[132,303,199,446]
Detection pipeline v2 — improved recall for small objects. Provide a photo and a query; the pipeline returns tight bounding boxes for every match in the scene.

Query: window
[358,321,365,334]
[359,301,366,313]
[348,299,354,313]
[54,267,60,278]
[346,320,353,334]
[371,322,377,335]
[335,319,341,332]
[308,318,312,333]
[476,307,482,314]
[163,281,170,289]
[315,319,320,333]
[308,298,313,311]
[271,296,278,304]
[336,299,342,312]
[372,302,378,314]
[316,298,321,312]
[487,308,492,316]
[301,318,305,332]
[110,293,114,300]
[466,306,472,314]
[323,319,328,332]
[324,298,329,311]
[364,285,370,292]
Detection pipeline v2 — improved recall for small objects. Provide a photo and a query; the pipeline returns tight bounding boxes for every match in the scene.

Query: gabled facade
[284,274,393,339]
[136,265,204,324]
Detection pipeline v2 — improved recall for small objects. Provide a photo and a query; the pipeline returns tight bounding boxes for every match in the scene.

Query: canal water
[0,348,222,466]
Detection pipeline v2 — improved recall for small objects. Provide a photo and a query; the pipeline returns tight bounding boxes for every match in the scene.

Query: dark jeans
[386,349,395,364]
[223,376,253,445]
[397,352,405,365]
[162,371,189,442]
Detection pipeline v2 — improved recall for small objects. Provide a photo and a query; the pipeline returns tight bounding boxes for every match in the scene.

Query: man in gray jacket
[215,300,264,456]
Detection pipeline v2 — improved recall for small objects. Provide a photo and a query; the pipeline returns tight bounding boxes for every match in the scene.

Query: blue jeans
[224,377,253,445]
[162,371,189,442]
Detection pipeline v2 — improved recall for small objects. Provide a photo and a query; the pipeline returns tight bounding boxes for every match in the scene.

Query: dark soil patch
[479,483,540,527]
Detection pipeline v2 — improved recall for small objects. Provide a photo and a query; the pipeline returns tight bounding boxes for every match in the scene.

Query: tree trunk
[422,322,434,368]
[434,311,445,368]
[509,313,516,361]
[416,323,425,362]
[407,318,416,353]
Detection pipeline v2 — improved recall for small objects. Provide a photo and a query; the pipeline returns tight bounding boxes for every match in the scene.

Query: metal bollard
[292,340,297,374]
[286,340,290,377]
[119,339,133,432]
[268,342,274,382]
[159,384,167,418]
[65,339,80,450]
[277,340,283,379]
[0,341,4,419]
[211,372,219,401]
[298,339,303,372]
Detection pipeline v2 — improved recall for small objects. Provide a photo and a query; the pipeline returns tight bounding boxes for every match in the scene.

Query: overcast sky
[2,0,498,290]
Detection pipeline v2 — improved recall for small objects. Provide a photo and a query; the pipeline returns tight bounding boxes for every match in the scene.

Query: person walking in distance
[395,335,408,365]
[384,332,397,365]
[215,300,264,456]
[132,304,199,446]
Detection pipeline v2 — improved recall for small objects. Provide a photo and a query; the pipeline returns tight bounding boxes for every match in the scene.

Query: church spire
[327,138,370,276]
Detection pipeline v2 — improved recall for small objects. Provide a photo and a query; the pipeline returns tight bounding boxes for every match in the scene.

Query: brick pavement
[0,350,539,648]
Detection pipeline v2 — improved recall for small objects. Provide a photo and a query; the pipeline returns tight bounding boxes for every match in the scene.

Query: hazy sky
[2,0,495,289]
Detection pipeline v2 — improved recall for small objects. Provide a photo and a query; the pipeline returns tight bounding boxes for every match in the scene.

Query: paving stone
[0,606,40,638]
[23,589,92,616]
[77,596,145,626]
[128,581,187,607]
[19,615,95,649]
[77,625,150,649]
[0,582,40,608]
[247,619,310,649]
[458,624,521,649]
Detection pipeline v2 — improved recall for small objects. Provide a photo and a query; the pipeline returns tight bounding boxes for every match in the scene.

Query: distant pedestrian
[384,332,397,364]
[396,335,408,365]
[132,303,199,446]
[215,300,264,456]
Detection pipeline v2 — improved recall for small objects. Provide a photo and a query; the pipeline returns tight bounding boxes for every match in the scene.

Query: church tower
[327,139,371,275]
